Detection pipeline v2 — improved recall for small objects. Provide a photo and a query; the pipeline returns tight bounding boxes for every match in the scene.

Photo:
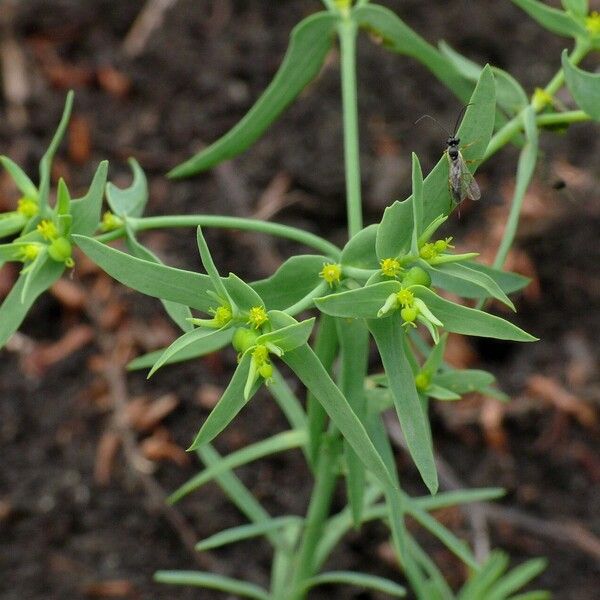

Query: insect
[416,106,481,204]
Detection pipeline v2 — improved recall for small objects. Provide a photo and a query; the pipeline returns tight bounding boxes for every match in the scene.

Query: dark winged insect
[416,106,481,204]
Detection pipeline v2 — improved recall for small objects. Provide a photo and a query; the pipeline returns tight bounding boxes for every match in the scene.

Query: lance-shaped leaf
[511,0,586,38]
[341,223,379,269]
[154,571,270,600]
[127,328,232,371]
[195,516,302,552]
[223,272,264,311]
[337,318,369,526]
[412,286,537,341]
[0,260,64,348]
[257,312,315,352]
[251,254,328,310]
[562,50,600,120]
[438,41,528,117]
[106,158,148,218]
[72,235,215,312]
[126,226,193,332]
[169,12,337,178]
[304,572,406,597]
[368,318,438,494]
[188,353,256,450]
[283,343,397,491]
[485,558,548,600]
[354,4,472,101]
[434,369,496,395]
[561,0,588,16]
[0,156,38,200]
[172,430,306,502]
[429,261,530,299]
[38,92,73,212]
[21,250,51,304]
[148,328,230,377]
[426,262,515,310]
[70,161,109,236]
[0,212,26,239]
[315,281,400,319]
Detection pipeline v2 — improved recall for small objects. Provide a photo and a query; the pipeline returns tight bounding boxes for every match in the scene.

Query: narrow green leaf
[376,197,414,260]
[187,353,255,451]
[70,161,109,236]
[413,286,537,341]
[196,227,231,305]
[341,223,379,269]
[154,571,270,600]
[408,501,478,569]
[411,153,424,255]
[561,0,588,16]
[251,254,327,310]
[258,314,315,352]
[268,369,307,430]
[305,571,406,596]
[0,260,64,348]
[494,106,539,269]
[148,328,228,377]
[507,592,551,600]
[72,235,216,312]
[306,315,338,467]
[438,42,528,116]
[127,329,232,371]
[487,559,548,600]
[459,551,510,600]
[0,156,38,200]
[283,343,397,491]
[20,250,50,304]
[337,319,369,527]
[315,280,399,319]
[169,12,337,177]
[56,178,71,216]
[434,369,496,394]
[562,49,600,120]
[368,318,438,494]
[37,91,73,213]
[511,0,587,37]
[428,262,515,310]
[427,385,461,401]
[415,487,505,512]
[125,227,193,332]
[430,261,530,299]
[354,5,473,100]
[106,158,148,217]
[172,430,306,502]
[0,212,26,239]
[196,516,302,551]
[223,272,264,311]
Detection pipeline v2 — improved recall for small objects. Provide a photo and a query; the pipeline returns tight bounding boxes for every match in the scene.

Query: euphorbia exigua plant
[2,0,599,597]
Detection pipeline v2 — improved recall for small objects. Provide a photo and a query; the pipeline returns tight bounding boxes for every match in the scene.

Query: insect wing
[447,153,463,203]
[457,152,480,202]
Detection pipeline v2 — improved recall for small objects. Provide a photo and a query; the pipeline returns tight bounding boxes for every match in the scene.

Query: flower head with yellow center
[380,257,402,278]
[247,306,269,329]
[320,263,342,287]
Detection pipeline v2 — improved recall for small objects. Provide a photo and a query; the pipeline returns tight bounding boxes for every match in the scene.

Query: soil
[1,1,599,599]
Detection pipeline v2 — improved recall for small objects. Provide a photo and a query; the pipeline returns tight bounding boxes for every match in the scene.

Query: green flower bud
[403,266,431,288]
[232,327,259,354]
[48,236,74,267]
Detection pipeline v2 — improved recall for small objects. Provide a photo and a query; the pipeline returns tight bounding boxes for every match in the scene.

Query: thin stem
[338,16,363,238]
[536,109,589,126]
[484,40,590,161]
[94,215,341,259]
[289,434,340,599]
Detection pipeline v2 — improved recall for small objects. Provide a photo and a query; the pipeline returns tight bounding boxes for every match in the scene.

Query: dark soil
[1,1,599,599]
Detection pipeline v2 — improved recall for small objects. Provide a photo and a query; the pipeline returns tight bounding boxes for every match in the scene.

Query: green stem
[536,109,590,126]
[95,215,341,259]
[338,16,363,238]
[484,40,590,161]
[289,434,340,599]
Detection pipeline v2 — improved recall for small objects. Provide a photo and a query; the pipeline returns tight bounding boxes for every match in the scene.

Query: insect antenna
[414,114,451,137]
[451,103,473,136]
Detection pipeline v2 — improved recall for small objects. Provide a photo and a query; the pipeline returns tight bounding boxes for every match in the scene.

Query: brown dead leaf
[83,580,137,598]
[69,114,91,164]
[195,384,223,410]
[526,374,597,429]
[50,278,87,310]
[140,429,189,467]
[480,397,508,452]
[97,66,131,98]
[94,431,122,486]
[124,394,179,432]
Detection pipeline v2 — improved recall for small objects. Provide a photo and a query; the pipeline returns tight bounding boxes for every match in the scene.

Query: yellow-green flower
[17,244,41,262]
[532,88,554,111]
[380,257,402,278]
[247,306,268,329]
[320,263,342,287]
[37,219,58,241]
[100,211,123,232]
[17,197,39,218]
[586,11,600,35]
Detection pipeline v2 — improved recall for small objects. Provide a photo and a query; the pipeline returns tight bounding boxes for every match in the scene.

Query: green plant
[1,0,598,598]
